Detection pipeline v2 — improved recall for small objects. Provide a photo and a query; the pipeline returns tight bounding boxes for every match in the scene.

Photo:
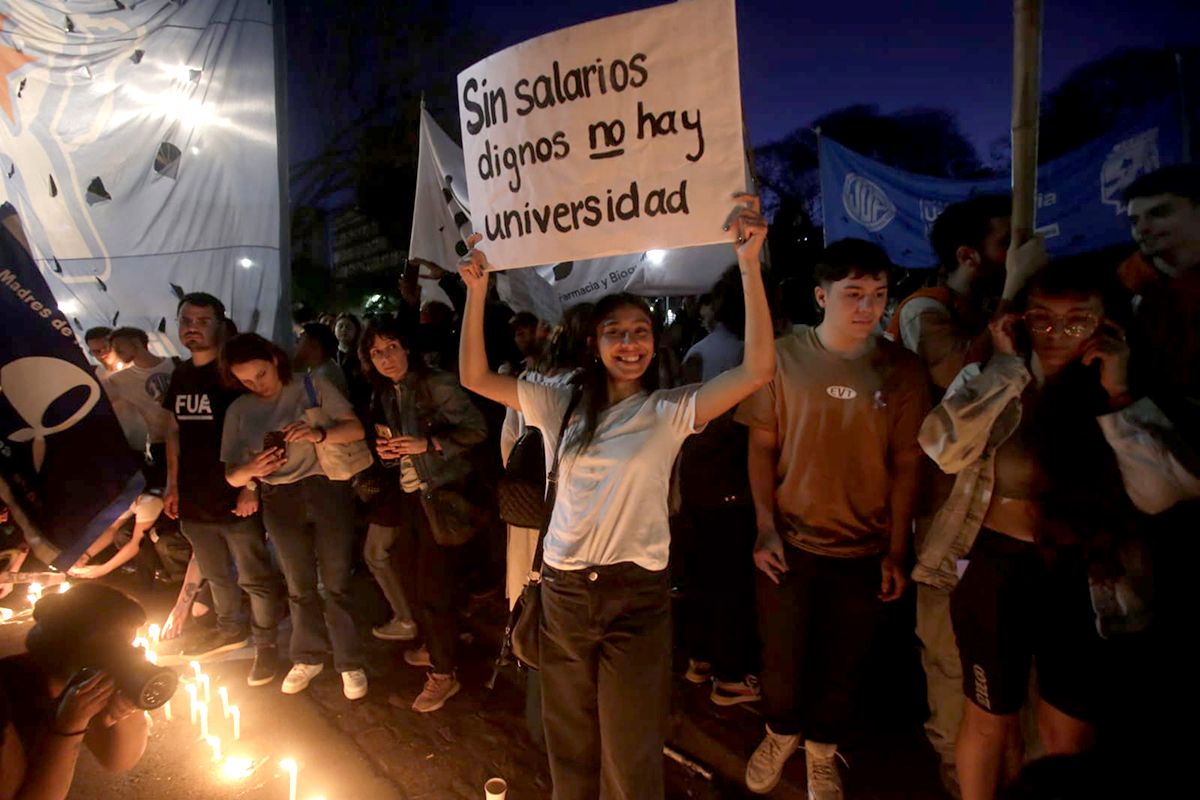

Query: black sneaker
[247,646,280,687]
[180,628,250,659]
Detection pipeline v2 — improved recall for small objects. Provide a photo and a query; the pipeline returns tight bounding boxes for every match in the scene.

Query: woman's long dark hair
[1020,259,1137,564]
[567,293,660,455]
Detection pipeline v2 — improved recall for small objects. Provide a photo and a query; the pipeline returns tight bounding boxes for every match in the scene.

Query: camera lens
[127,666,179,710]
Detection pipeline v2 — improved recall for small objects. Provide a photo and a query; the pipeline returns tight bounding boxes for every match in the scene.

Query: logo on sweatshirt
[826,385,858,400]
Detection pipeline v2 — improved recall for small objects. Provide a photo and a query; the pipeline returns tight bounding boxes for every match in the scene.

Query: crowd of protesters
[3,165,1199,800]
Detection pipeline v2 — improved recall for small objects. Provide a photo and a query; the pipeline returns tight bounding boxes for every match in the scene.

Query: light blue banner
[819,103,1185,268]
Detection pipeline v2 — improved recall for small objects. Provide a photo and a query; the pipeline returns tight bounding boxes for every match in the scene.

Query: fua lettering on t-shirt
[174,393,214,418]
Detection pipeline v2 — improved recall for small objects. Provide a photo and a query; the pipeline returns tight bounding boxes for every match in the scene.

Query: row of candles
[136,626,314,800]
[10,586,318,798]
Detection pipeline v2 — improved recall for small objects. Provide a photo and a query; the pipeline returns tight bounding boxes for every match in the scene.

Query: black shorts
[951,529,1104,721]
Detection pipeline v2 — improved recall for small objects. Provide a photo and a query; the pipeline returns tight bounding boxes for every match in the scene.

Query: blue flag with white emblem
[0,204,142,570]
[819,102,1185,268]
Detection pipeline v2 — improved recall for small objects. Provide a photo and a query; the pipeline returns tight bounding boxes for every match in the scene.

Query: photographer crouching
[1,584,160,799]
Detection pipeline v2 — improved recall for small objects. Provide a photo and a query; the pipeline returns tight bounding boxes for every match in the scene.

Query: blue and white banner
[819,103,1185,268]
[0,204,143,570]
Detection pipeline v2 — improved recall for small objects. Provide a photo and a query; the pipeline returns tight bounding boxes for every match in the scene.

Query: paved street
[2,568,947,799]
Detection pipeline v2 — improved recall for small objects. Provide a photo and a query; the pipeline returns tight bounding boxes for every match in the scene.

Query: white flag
[409,106,474,272]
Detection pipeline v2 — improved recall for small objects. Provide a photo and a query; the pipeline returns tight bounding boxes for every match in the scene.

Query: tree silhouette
[1039,46,1198,163]
[287,1,493,248]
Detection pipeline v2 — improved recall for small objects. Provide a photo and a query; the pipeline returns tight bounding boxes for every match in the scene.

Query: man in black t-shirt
[161,293,283,687]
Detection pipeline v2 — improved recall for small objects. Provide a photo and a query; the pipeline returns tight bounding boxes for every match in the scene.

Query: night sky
[289,0,1195,165]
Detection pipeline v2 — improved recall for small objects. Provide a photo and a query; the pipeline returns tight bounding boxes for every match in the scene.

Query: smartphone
[263,431,286,452]
[374,424,400,467]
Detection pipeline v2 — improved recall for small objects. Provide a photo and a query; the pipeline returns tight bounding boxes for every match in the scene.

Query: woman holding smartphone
[358,316,488,713]
[219,334,369,701]
[917,259,1198,800]
[458,194,775,799]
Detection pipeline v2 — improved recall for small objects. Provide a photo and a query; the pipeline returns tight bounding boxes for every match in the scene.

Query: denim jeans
[540,562,671,800]
[759,547,883,743]
[364,523,413,623]
[261,476,363,672]
[179,515,283,646]
[391,491,464,674]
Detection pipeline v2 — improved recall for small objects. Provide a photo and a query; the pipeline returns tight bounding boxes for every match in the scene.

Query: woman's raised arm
[693,194,776,427]
[457,234,523,412]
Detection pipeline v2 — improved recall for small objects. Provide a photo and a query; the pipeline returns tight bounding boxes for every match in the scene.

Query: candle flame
[220,755,255,781]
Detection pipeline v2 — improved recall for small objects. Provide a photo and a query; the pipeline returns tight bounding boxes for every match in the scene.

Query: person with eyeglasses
[915,258,1200,800]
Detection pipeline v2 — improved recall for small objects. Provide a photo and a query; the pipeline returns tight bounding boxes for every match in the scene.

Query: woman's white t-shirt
[517,381,702,573]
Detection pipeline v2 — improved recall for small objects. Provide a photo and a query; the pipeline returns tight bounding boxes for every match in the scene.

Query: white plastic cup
[484,778,507,800]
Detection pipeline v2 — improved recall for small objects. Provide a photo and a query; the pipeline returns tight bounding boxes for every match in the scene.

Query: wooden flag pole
[1010,0,1044,247]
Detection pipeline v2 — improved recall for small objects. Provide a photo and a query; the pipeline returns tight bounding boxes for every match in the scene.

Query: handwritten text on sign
[457,0,744,270]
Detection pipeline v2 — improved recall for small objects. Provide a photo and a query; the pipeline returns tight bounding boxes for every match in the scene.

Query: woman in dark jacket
[358,315,488,713]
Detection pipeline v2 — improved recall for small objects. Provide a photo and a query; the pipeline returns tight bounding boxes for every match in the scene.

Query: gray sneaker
[805,741,844,800]
[372,617,418,641]
[411,672,460,713]
[746,726,800,794]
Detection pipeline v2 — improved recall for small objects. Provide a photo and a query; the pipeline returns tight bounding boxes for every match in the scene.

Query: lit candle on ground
[218,686,230,718]
[220,755,255,782]
[230,705,240,740]
[198,674,211,704]
[0,608,13,621]
[189,661,203,681]
[146,650,158,665]
[58,581,70,593]
[27,582,42,605]
[197,701,209,739]
[280,758,298,800]
[205,735,222,762]
[163,699,172,721]
[132,636,149,651]
[148,623,160,643]
[186,684,198,724]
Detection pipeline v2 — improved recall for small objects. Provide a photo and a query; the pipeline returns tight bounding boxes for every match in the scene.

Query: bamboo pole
[1010,0,1044,247]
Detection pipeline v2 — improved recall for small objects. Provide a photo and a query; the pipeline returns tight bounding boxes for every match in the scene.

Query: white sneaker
[280,662,324,695]
[372,618,418,641]
[745,726,801,794]
[341,669,368,700]
[805,741,844,800]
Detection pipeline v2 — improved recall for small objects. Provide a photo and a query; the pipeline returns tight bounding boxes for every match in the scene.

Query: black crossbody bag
[489,389,581,684]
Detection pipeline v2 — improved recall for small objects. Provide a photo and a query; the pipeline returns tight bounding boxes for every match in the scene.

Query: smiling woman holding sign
[459,194,773,799]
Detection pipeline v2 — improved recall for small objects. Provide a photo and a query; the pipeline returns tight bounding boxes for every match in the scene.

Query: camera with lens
[72,643,179,710]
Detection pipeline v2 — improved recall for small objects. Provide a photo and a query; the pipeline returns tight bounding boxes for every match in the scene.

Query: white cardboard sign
[456,0,745,270]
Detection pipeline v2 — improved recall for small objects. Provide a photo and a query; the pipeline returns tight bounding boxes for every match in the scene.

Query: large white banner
[456,0,745,270]
[0,0,286,348]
